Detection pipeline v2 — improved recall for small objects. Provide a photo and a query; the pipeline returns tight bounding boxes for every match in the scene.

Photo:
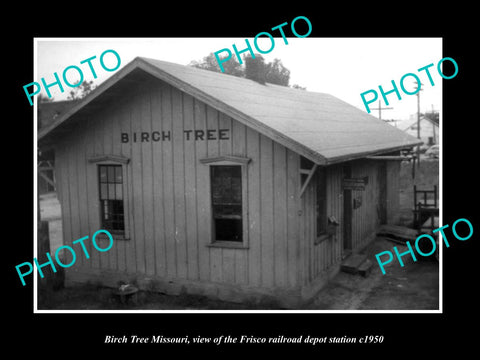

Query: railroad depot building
[38,57,421,307]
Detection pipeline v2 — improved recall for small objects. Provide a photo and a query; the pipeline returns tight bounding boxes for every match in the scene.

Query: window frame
[98,164,125,234]
[88,155,130,240]
[200,156,250,249]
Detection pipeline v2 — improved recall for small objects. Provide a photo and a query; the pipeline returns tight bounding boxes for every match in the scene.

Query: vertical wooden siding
[301,161,381,284]
[386,161,401,225]
[55,80,301,290]
[301,164,344,284]
[351,160,381,250]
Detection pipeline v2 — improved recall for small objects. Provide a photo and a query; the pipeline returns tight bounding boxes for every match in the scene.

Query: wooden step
[341,253,367,275]
[358,259,373,277]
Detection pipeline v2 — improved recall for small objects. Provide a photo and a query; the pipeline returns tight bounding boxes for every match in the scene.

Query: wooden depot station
[38,57,421,307]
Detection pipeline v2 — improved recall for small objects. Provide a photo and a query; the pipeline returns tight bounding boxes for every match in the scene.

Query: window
[316,167,327,237]
[210,165,243,242]
[98,164,125,233]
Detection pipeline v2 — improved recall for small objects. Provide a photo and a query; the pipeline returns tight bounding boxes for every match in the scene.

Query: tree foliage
[265,58,290,86]
[189,53,243,77]
[244,54,267,84]
[38,93,54,103]
[189,52,303,89]
[67,80,96,100]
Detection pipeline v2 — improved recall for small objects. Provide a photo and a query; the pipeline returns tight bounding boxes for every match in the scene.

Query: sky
[35,37,442,125]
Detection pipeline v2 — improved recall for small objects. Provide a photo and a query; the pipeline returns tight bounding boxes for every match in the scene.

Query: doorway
[343,164,352,253]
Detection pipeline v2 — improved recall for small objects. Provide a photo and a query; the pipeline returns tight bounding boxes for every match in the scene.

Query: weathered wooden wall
[300,164,343,285]
[54,80,302,294]
[53,77,398,304]
[350,160,382,249]
[385,160,401,225]
[300,160,382,285]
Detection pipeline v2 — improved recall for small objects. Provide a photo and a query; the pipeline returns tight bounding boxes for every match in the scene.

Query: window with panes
[98,164,125,233]
[210,165,243,242]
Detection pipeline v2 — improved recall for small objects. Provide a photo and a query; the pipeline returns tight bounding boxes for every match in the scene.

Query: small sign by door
[343,178,366,191]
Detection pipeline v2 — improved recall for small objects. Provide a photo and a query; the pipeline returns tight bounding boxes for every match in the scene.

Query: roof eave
[38,57,422,166]
[323,140,423,165]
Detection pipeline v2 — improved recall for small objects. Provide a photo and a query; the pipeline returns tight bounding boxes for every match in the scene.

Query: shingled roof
[38,57,421,165]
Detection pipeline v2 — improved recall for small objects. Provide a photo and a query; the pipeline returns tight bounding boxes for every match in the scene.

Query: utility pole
[370,100,393,121]
[415,81,423,168]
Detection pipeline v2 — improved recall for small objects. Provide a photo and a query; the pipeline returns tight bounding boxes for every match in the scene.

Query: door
[343,164,352,253]
[378,161,387,224]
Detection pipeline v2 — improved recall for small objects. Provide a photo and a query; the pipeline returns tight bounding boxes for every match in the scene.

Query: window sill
[95,233,130,241]
[314,233,330,245]
[207,241,249,249]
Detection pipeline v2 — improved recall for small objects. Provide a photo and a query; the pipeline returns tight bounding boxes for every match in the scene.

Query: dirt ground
[37,235,439,311]
[305,237,439,310]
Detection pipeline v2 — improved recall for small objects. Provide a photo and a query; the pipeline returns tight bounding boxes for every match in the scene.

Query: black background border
[6,6,476,355]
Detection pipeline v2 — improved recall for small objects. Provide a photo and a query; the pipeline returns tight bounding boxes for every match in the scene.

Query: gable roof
[38,57,421,165]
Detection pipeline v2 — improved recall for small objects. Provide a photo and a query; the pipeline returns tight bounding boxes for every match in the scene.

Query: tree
[189,52,243,77]
[265,58,290,86]
[243,54,291,86]
[67,80,96,100]
[189,53,302,89]
[38,93,54,103]
[244,54,266,84]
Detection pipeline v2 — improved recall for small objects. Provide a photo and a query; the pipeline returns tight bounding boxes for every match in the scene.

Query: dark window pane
[214,218,242,242]
[100,200,125,231]
[211,166,242,205]
[112,200,123,214]
[213,204,241,217]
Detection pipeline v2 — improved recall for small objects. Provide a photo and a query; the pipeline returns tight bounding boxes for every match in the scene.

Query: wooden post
[413,185,417,227]
[370,100,393,121]
[416,81,423,169]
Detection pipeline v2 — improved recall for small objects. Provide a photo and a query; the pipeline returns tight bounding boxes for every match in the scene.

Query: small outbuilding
[38,57,421,307]
[402,112,439,147]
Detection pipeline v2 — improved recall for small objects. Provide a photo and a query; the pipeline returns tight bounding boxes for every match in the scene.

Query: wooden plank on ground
[377,224,418,242]
[377,236,408,245]
[340,253,367,274]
